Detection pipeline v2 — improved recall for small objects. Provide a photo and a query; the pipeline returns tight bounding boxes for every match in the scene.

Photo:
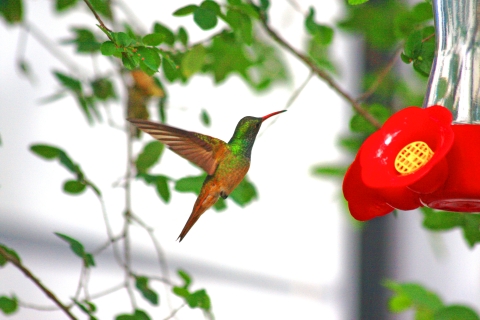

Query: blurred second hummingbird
[128,110,286,242]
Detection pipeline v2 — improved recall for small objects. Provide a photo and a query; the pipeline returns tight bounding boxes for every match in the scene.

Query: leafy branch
[252,1,382,129]
[0,246,78,320]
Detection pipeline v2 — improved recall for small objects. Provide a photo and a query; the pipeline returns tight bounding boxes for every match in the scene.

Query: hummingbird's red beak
[261,110,287,122]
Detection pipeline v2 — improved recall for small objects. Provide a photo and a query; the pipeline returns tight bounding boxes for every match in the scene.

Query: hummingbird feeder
[343,0,480,220]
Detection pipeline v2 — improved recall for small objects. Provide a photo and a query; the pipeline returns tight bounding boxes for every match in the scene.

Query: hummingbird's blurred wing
[128,118,226,175]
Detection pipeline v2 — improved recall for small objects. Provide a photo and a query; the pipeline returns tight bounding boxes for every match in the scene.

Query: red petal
[343,157,394,221]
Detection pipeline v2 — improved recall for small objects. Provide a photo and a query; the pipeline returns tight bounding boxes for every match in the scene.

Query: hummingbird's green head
[228,110,286,158]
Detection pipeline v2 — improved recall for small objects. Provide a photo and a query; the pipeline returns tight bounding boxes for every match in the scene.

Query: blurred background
[1,0,480,319]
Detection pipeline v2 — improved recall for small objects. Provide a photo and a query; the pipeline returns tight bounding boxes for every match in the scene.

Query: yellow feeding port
[395,141,434,175]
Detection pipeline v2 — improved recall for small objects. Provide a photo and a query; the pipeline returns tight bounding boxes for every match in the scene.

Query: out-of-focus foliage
[385,280,480,320]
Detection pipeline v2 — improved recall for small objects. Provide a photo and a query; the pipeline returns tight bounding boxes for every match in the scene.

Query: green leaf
[177,269,192,288]
[462,215,480,247]
[161,54,181,82]
[187,289,211,311]
[0,295,18,315]
[55,232,85,257]
[384,280,444,317]
[200,109,210,126]
[175,175,205,194]
[203,31,252,84]
[181,44,207,78]
[54,71,82,93]
[135,276,159,305]
[0,244,21,267]
[213,197,227,211]
[30,144,81,175]
[30,144,62,159]
[137,47,161,72]
[306,35,336,73]
[229,176,257,207]
[114,32,133,47]
[63,179,87,194]
[0,0,23,24]
[435,305,480,320]
[55,233,95,267]
[421,207,464,230]
[172,286,190,298]
[142,33,165,46]
[348,0,368,4]
[338,1,406,50]
[115,309,151,320]
[154,176,170,203]
[153,23,175,46]
[225,9,253,45]
[100,41,116,56]
[411,2,433,23]
[350,103,390,134]
[135,141,165,174]
[72,298,97,319]
[305,8,334,46]
[421,208,480,247]
[402,26,435,77]
[193,1,219,30]
[121,52,138,70]
[18,59,32,80]
[88,0,112,19]
[65,28,101,53]
[173,4,198,16]
[312,165,347,178]
[177,27,189,46]
[91,78,116,101]
[56,0,77,11]
[259,0,269,11]
[388,294,412,313]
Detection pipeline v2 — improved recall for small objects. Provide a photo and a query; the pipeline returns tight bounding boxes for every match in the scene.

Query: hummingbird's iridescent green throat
[228,110,287,159]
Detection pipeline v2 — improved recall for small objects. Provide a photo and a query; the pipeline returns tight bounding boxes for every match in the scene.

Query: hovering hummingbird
[128,110,286,242]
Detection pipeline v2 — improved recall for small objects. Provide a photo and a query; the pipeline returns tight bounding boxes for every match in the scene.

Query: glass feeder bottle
[422,0,480,211]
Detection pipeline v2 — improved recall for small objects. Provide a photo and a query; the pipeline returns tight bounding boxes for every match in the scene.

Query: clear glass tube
[423,0,480,123]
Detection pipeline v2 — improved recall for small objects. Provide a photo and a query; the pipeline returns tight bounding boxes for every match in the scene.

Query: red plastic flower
[343,105,454,221]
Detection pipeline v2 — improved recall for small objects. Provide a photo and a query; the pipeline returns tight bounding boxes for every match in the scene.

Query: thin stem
[130,214,173,285]
[83,0,113,34]
[89,283,125,300]
[15,24,36,82]
[357,46,402,102]
[261,71,314,136]
[123,114,137,309]
[0,247,78,320]
[73,264,86,301]
[163,303,187,320]
[94,191,124,266]
[18,301,59,311]
[123,219,136,308]
[254,4,382,129]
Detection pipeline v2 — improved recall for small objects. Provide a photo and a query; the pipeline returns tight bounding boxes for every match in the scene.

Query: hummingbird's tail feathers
[177,191,219,242]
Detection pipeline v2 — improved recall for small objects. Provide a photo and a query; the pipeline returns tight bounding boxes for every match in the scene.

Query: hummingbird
[128,110,286,242]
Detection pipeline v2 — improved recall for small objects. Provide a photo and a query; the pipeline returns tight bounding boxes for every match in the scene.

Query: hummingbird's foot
[220,191,228,199]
